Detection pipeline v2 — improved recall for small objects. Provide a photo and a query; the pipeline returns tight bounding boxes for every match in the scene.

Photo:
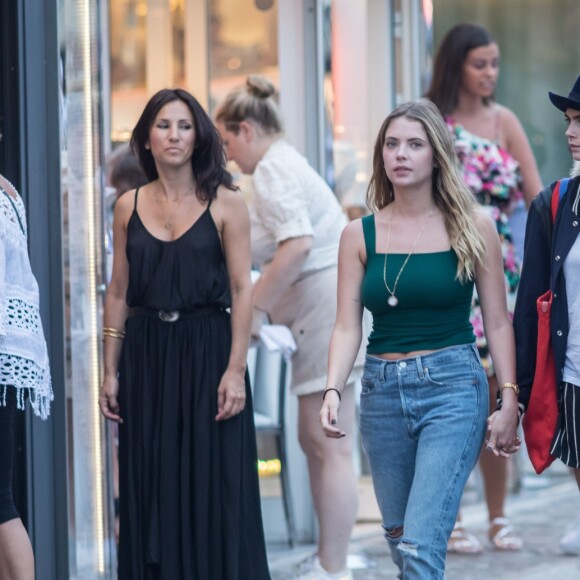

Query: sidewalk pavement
[267,473,580,579]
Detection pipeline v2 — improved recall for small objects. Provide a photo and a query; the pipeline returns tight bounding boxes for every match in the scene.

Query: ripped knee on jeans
[398,538,419,558]
[385,526,403,540]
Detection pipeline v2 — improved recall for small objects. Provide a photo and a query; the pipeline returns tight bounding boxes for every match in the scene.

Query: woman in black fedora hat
[427,22,543,554]
[514,74,580,554]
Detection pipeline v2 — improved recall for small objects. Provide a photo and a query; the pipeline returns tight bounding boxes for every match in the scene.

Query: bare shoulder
[115,187,136,212]
[0,174,18,199]
[211,185,249,229]
[473,207,496,239]
[341,218,365,244]
[213,184,245,207]
[113,187,137,225]
[497,104,524,132]
[212,185,247,215]
[340,218,367,260]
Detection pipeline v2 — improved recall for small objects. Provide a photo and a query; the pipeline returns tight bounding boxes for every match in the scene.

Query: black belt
[132,306,225,322]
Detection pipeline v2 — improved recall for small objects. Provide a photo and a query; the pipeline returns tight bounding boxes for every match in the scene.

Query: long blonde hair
[367,99,486,282]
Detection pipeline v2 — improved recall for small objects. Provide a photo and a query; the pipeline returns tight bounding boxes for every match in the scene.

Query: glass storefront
[104,0,423,546]
[18,2,580,577]
[110,0,279,144]
[63,0,418,563]
[59,0,115,576]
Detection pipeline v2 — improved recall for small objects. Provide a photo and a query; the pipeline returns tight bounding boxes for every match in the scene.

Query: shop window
[208,0,279,113]
[110,0,279,145]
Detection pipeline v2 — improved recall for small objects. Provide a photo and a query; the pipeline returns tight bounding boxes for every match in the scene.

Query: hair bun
[246,75,277,99]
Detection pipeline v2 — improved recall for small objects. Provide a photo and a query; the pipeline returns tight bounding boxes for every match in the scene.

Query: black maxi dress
[117,190,270,579]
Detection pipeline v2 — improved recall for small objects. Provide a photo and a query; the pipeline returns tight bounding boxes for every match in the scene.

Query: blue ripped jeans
[359,344,488,579]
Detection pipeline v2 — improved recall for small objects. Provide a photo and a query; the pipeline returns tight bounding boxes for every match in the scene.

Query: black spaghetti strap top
[125,188,230,311]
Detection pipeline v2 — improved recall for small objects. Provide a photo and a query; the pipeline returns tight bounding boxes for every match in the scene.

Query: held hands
[99,375,123,423]
[216,369,246,421]
[485,408,520,458]
[319,388,346,439]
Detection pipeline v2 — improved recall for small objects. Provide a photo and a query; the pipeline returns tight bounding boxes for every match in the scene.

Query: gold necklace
[383,211,434,307]
[155,182,194,230]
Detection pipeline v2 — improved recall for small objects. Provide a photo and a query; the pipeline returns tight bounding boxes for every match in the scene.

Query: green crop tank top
[360,214,475,354]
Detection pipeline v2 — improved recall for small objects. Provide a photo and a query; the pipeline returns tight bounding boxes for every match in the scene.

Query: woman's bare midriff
[372,349,439,361]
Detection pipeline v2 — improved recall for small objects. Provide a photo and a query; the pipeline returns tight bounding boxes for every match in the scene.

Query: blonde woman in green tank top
[320,100,520,579]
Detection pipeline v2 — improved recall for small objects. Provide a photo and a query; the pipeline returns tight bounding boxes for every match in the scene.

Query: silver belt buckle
[158,310,180,322]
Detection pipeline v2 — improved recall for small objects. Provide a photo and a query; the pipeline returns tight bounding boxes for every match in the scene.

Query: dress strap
[134,187,140,211]
[361,214,376,256]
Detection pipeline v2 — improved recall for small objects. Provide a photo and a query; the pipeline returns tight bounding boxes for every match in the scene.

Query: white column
[185,0,209,109]
[331,0,368,151]
[146,0,173,95]
[399,0,423,102]
[275,0,315,542]
[368,0,394,130]
[278,0,306,153]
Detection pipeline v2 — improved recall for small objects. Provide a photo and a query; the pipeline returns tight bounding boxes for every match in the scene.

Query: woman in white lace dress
[0,174,52,579]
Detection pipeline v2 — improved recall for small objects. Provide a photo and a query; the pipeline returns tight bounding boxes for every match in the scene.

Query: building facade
[2,1,578,577]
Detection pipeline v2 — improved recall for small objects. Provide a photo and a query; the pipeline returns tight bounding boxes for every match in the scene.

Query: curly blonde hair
[367,99,486,281]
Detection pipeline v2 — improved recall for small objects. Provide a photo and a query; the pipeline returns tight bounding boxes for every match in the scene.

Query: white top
[250,140,346,273]
[564,234,580,386]
[0,184,53,418]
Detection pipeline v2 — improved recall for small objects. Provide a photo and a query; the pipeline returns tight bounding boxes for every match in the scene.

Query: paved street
[267,472,580,579]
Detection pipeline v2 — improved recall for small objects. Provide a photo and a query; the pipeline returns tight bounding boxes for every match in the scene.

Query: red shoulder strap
[551,180,562,223]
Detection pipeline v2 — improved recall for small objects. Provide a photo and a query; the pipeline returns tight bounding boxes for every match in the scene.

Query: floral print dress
[447,117,522,376]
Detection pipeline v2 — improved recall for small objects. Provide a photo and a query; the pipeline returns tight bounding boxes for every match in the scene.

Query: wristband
[322,387,342,402]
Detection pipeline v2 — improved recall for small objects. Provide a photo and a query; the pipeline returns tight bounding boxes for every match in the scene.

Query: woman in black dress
[98,88,270,579]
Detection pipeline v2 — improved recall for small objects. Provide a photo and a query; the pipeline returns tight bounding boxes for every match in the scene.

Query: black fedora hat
[549,75,580,112]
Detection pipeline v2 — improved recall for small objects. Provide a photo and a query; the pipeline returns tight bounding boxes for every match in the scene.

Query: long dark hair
[131,88,235,201]
[426,23,496,116]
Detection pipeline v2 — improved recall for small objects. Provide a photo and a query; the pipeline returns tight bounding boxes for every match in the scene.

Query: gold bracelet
[499,382,519,396]
[103,329,125,337]
[103,327,126,340]
[103,326,125,334]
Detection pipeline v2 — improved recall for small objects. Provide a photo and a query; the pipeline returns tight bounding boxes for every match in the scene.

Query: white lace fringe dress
[0,187,53,418]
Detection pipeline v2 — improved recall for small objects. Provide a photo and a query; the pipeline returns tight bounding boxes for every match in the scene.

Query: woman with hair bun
[216,76,360,580]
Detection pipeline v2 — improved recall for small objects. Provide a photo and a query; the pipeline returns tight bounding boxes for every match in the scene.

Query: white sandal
[447,522,483,554]
[489,517,523,551]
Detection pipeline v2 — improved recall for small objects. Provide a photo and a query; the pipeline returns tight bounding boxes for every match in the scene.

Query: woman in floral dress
[428,23,542,553]
[447,120,526,370]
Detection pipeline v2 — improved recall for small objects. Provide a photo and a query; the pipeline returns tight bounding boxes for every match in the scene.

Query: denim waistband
[132,305,225,322]
[364,343,478,377]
